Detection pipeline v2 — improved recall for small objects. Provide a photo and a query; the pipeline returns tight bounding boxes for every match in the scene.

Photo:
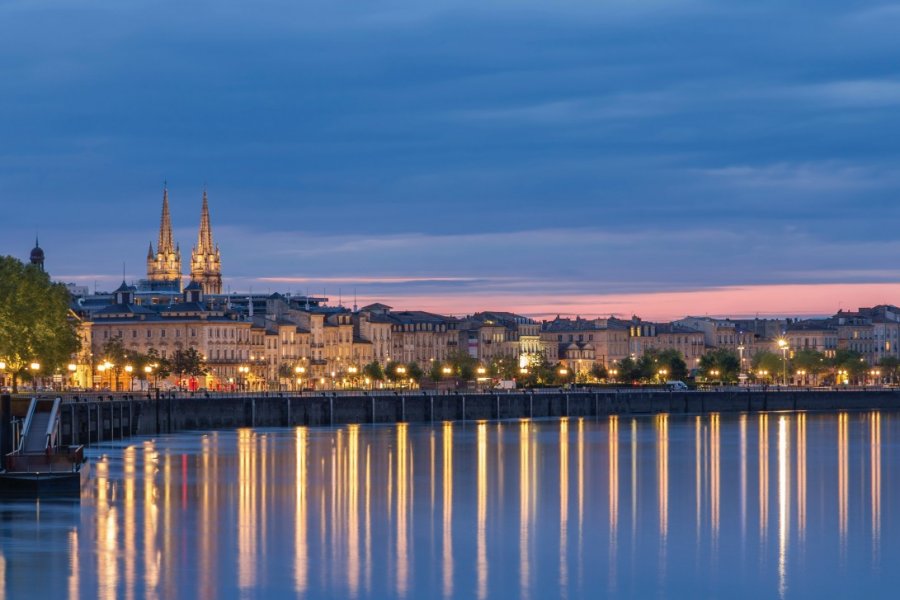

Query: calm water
[1,412,897,599]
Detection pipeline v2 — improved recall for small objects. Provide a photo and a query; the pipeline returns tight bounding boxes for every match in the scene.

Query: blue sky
[2,0,899,318]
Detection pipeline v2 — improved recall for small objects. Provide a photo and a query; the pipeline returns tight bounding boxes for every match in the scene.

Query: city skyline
[3,0,900,320]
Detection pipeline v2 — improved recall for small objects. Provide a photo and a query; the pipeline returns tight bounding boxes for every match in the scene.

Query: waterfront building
[785,319,838,358]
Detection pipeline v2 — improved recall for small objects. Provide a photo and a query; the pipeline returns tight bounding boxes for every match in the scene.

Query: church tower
[146,184,183,291]
[190,188,222,295]
[30,236,45,272]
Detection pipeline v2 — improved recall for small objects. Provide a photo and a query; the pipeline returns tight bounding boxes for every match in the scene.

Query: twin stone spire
[146,185,222,294]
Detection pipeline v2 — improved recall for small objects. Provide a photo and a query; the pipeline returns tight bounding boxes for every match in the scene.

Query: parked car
[666,380,689,391]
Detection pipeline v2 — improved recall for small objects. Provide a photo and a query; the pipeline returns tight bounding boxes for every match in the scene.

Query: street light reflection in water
[0,412,895,599]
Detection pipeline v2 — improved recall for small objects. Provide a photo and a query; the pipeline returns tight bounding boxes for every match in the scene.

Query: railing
[17,398,38,453]
[5,446,84,473]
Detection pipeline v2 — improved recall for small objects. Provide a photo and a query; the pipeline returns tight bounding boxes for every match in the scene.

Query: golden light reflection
[519,420,532,599]
[695,416,702,540]
[443,422,454,599]
[577,418,585,589]
[740,415,747,542]
[759,414,769,544]
[710,413,720,546]
[96,456,118,600]
[631,419,638,545]
[838,413,849,553]
[198,434,218,600]
[123,446,136,600]
[365,445,372,593]
[396,423,410,597]
[143,441,160,599]
[294,428,308,594]
[796,414,807,544]
[348,425,360,597]
[559,419,569,590]
[477,422,488,600]
[777,416,791,599]
[238,429,257,591]
[656,414,669,543]
[608,415,619,593]
[870,412,881,561]
[68,530,79,600]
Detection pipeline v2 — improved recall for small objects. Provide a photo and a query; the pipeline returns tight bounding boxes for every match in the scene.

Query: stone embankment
[4,388,897,447]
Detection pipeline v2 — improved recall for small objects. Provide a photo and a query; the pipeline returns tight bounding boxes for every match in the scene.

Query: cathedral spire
[197,187,214,252]
[190,186,222,295]
[158,184,175,254]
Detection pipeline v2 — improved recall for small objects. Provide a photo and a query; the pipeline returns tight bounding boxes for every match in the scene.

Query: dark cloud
[1,0,898,308]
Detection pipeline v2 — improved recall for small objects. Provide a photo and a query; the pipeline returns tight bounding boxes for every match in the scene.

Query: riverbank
[8,389,898,447]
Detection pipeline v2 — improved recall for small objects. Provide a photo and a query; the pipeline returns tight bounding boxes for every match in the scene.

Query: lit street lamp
[29,361,40,392]
[777,339,789,386]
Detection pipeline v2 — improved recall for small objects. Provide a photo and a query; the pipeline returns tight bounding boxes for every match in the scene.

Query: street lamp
[777,339,789,386]
[737,344,745,379]
[658,368,669,382]
[125,364,134,391]
[29,362,40,392]
[442,366,453,376]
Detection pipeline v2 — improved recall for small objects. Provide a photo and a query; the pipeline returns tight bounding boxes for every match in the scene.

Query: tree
[445,350,477,381]
[589,363,608,382]
[831,349,867,384]
[489,354,518,380]
[406,362,424,382]
[0,256,80,392]
[639,348,688,382]
[616,357,641,383]
[792,349,828,385]
[751,351,784,382]
[362,361,385,383]
[698,349,741,383]
[427,360,444,382]
[878,356,900,384]
[384,360,403,383]
[172,347,207,386]
[145,347,173,386]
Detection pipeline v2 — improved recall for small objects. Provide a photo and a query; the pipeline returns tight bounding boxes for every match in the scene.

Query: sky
[1,0,899,320]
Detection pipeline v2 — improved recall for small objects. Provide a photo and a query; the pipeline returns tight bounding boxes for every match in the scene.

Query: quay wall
[35,389,900,446]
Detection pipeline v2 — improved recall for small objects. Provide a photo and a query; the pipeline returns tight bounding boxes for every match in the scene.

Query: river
[0,412,896,598]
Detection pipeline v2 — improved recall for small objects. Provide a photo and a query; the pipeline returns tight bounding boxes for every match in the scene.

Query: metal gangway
[14,397,61,454]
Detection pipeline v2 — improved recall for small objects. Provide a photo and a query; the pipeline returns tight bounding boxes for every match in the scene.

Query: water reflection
[477,422,488,600]
[443,422,454,599]
[838,413,849,557]
[5,412,900,599]
[870,412,881,564]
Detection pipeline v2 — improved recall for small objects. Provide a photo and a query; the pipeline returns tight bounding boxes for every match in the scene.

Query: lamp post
[737,345,745,383]
[777,339,789,386]
[295,366,305,391]
[348,365,358,389]
[396,365,407,390]
[29,362,41,392]
[144,365,153,392]
[125,364,134,391]
[67,363,77,389]
[238,365,249,391]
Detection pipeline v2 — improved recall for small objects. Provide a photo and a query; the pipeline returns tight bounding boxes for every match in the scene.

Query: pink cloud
[358,282,900,320]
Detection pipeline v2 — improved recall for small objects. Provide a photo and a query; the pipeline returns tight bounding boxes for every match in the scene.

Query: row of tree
[98,336,207,389]
[696,347,898,384]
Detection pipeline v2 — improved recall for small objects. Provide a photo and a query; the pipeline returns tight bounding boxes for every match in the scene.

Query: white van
[666,380,689,391]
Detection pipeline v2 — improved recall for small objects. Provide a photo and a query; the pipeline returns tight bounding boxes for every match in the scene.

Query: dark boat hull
[0,467,88,498]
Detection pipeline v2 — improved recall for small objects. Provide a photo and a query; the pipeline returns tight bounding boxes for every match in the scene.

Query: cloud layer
[1,0,898,318]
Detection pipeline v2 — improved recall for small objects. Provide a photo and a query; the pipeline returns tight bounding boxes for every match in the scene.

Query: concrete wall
[48,389,900,447]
